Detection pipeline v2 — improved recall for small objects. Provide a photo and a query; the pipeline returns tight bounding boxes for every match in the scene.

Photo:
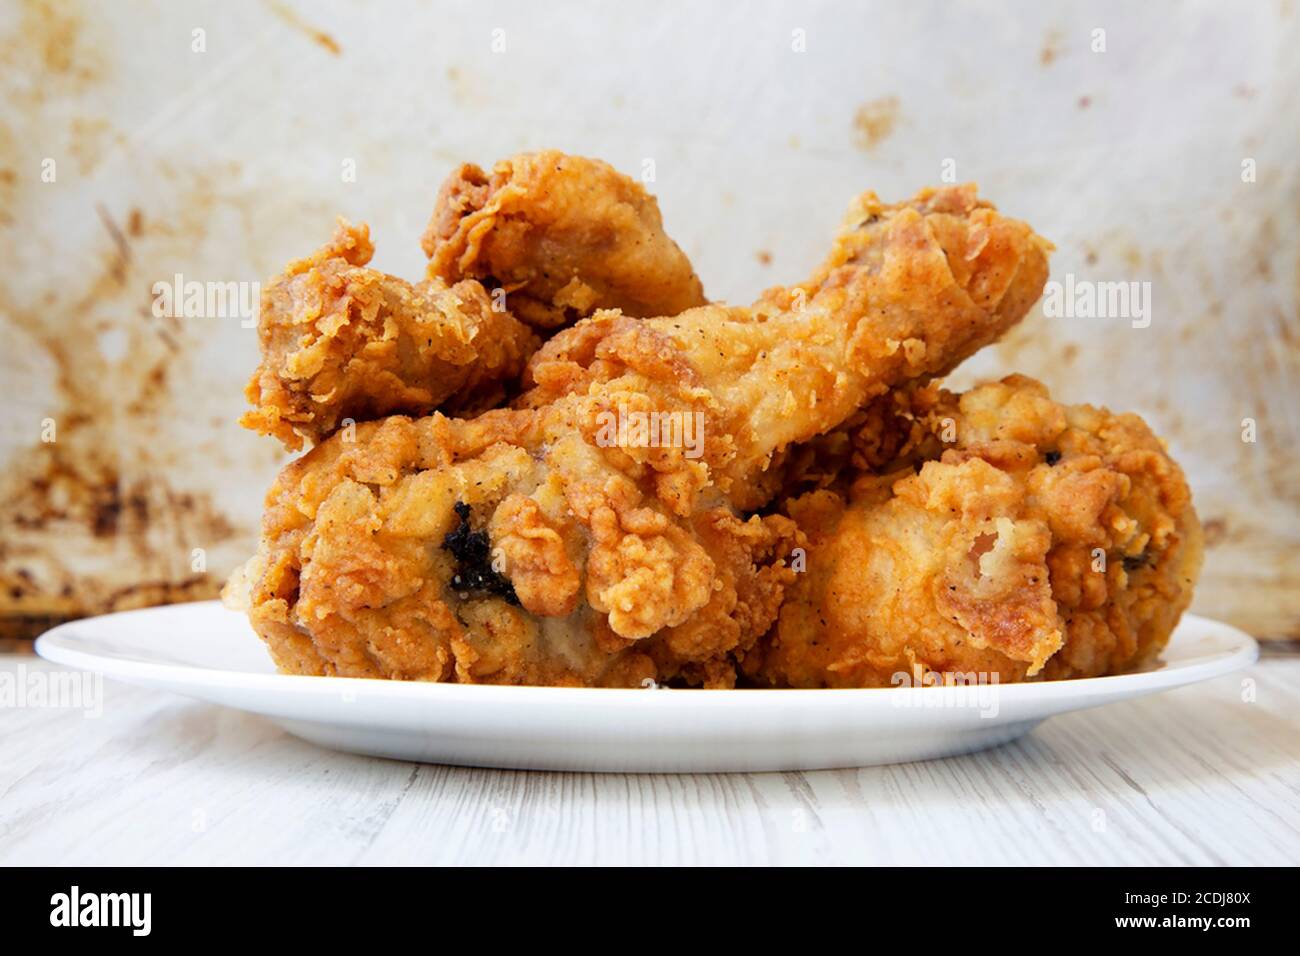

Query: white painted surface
[2,653,1296,865]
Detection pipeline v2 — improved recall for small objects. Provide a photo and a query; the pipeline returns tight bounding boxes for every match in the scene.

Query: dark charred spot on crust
[1122,552,1150,572]
[1044,450,1062,466]
[441,501,520,605]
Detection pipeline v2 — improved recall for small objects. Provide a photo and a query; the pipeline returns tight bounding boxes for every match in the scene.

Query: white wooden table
[1,654,1297,866]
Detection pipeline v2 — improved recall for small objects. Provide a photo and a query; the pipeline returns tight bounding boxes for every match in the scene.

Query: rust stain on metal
[266,0,342,56]
[852,97,900,152]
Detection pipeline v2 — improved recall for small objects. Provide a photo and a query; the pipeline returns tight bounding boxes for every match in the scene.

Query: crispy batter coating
[229,184,1052,686]
[423,151,706,329]
[745,376,1204,687]
[241,220,538,450]
[525,184,1051,510]
[226,410,803,686]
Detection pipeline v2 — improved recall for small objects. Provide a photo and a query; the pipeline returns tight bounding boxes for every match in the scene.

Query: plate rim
[33,600,1260,709]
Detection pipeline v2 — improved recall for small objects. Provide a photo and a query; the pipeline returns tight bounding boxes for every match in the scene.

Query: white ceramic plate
[35,601,1257,772]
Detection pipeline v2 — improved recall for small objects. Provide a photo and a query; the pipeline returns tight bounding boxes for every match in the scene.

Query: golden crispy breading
[423,150,706,329]
[488,495,582,617]
[241,220,538,450]
[245,152,708,452]
[745,375,1204,687]
[226,410,803,686]
[229,184,1052,687]
[525,184,1052,509]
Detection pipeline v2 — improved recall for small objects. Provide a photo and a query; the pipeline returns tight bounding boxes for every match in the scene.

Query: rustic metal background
[2,0,1296,643]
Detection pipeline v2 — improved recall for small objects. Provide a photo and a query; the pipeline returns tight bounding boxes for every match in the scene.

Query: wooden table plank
[1,657,1296,866]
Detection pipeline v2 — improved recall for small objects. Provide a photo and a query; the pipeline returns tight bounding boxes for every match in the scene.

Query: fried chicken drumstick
[229,184,1052,686]
[240,221,539,451]
[744,376,1203,687]
[243,152,703,451]
[424,150,706,329]
[522,184,1051,511]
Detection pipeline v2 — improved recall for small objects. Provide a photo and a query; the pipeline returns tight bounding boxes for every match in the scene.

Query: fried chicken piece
[227,409,804,686]
[424,150,706,329]
[245,153,706,451]
[240,220,539,451]
[524,184,1051,509]
[229,184,1051,686]
[744,376,1204,687]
